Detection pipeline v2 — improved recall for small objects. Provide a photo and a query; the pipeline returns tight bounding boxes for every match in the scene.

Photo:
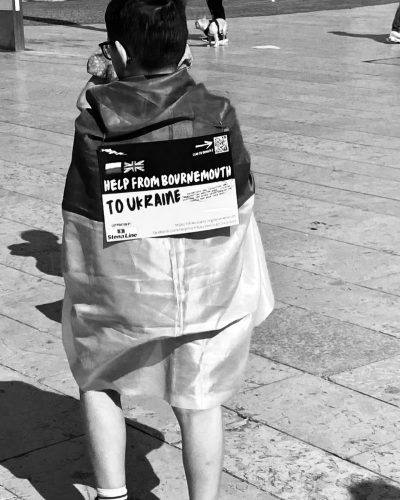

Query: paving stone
[331,355,400,407]
[246,114,400,152]
[0,365,82,462]
[0,487,17,500]
[0,281,63,337]
[123,396,182,446]
[0,123,73,148]
[38,369,79,400]
[236,100,400,141]
[0,159,65,205]
[0,108,73,136]
[270,300,287,310]
[0,218,62,285]
[351,440,400,483]
[228,374,400,458]
[0,191,63,236]
[248,143,400,183]
[256,171,400,219]
[224,418,400,500]
[0,134,69,174]
[259,223,400,285]
[255,189,400,256]
[358,272,400,296]
[0,428,275,500]
[242,353,301,390]
[268,262,400,337]
[1,96,77,122]
[253,155,400,203]
[123,398,246,449]
[0,315,68,380]
[252,306,400,376]
[0,265,50,297]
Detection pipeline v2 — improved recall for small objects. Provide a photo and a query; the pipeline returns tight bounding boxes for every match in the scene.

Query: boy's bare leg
[80,389,127,489]
[173,405,224,500]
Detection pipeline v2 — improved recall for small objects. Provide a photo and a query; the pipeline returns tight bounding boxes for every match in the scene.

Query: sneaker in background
[387,30,400,43]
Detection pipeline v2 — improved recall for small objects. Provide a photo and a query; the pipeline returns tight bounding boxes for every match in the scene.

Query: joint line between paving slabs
[0,485,17,499]
[0,120,74,140]
[250,350,307,375]
[0,312,62,340]
[0,434,85,465]
[0,262,64,289]
[259,220,400,257]
[259,184,400,223]
[255,169,400,205]
[0,362,73,399]
[348,437,400,463]
[125,419,176,446]
[252,151,400,182]
[0,159,67,181]
[0,215,60,234]
[243,120,400,153]
[271,298,400,344]
[223,407,400,485]
[244,136,400,169]
[268,260,400,304]
[221,465,282,499]
[326,375,400,411]
[0,188,59,208]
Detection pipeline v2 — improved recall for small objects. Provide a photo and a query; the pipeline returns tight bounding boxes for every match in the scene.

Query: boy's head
[105,0,188,72]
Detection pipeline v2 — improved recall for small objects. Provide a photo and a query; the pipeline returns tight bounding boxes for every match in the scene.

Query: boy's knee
[172,405,220,424]
[80,388,121,405]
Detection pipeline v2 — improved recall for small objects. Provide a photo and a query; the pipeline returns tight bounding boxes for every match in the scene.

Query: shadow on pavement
[8,229,62,278]
[36,299,63,323]
[24,16,106,32]
[0,381,164,500]
[8,229,63,323]
[329,31,390,44]
[349,480,400,499]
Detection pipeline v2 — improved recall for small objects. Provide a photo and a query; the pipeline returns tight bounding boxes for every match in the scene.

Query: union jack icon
[123,160,145,173]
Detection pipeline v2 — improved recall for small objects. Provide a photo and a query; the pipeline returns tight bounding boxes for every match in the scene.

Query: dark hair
[105,0,188,70]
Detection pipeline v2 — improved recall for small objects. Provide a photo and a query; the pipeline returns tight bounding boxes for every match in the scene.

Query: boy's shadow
[8,229,63,323]
[0,381,164,500]
[349,480,400,499]
[329,31,390,44]
[8,230,62,278]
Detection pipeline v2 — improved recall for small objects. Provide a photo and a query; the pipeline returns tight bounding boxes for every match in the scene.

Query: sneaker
[387,30,400,43]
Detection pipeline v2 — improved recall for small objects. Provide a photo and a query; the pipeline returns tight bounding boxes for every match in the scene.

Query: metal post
[0,0,25,51]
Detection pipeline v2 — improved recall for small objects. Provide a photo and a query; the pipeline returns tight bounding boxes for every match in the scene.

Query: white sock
[96,486,128,500]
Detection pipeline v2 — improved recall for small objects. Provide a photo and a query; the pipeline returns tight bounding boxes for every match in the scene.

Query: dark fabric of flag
[61,69,274,409]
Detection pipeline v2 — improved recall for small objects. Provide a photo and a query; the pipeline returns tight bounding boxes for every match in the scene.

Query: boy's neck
[122,63,177,79]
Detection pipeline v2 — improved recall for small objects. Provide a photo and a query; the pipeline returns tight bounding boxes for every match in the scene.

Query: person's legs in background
[206,0,225,19]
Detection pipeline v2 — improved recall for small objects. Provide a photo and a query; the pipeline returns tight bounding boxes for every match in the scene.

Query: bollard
[0,0,25,51]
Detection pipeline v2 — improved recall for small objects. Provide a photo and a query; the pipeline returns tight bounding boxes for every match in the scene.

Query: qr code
[214,135,229,154]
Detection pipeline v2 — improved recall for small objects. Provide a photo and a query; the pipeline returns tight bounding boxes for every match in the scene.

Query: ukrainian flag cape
[61,70,274,391]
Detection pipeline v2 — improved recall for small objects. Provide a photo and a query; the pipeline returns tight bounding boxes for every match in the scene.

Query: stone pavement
[2,3,400,499]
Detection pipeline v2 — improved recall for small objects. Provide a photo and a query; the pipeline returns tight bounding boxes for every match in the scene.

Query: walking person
[206,0,225,20]
[62,0,274,499]
[387,1,400,42]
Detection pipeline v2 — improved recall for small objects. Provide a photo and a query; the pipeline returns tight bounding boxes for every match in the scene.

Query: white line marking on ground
[252,45,280,50]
